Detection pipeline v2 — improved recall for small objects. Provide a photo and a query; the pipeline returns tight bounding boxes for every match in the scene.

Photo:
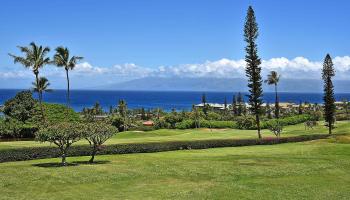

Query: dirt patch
[200,128,227,132]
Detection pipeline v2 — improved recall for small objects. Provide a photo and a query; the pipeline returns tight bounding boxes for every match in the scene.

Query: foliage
[164,110,183,128]
[310,110,323,121]
[3,90,37,122]
[154,118,170,129]
[30,103,80,124]
[236,115,257,130]
[0,118,24,138]
[175,119,236,129]
[83,122,118,163]
[109,114,128,132]
[265,71,280,118]
[336,113,349,121]
[117,100,129,131]
[264,114,314,128]
[267,120,283,138]
[190,107,204,128]
[9,42,51,118]
[32,76,52,94]
[82,102,104,122]
[244,6,263,138]
[236,114,314,130]
[322,54,336,134]
[54,46,83,108]
[35,122,85,165]
[206,111,221,121]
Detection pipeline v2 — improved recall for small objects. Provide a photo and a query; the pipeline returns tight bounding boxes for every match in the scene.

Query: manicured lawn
[1,121,349,150]
[0,133,350,199]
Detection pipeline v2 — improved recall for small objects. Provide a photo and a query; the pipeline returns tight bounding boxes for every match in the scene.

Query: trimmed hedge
[0,134,329,163]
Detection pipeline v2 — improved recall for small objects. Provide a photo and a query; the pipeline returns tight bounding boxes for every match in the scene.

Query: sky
[0,0,350,89]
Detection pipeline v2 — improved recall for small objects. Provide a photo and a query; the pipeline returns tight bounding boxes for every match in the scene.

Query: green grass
[1,133,350,199]
[1,121,349,150]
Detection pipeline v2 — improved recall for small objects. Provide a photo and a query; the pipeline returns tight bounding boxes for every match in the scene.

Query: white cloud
[1,56,350,80]
[0,70,31,78]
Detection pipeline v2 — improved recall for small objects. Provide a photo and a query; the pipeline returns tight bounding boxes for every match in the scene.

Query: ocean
[1,89,350,112]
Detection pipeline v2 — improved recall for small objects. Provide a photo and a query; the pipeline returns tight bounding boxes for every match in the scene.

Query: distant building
[194,103,226,110]
[143,121,154,126]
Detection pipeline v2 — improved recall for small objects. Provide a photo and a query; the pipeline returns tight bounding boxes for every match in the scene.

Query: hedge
[0,134,329,163]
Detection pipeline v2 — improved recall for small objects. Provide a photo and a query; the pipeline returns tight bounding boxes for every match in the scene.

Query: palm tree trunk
[34,72,44,121]
[66,69,70,108]
[275,83,279,119]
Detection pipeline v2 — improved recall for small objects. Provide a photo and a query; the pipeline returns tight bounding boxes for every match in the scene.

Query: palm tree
[9,42,51,118]
[32,77,52,108]
[265,71,281,119]
[53,47,83,108]
[118,100,128,131]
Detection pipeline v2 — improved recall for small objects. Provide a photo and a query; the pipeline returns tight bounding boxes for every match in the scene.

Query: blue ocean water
[1,89,350,112]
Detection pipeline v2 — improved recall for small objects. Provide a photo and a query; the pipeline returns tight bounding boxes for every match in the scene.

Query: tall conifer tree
[244,6,263,138]
[322,54,336,134]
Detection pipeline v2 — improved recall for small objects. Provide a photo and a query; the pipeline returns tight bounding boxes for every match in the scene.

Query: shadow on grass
[32,160,110,168]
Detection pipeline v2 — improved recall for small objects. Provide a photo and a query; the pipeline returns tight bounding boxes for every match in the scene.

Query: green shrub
[336,114,349,121]
[3,90,37,123]
[153,118,170,129]
[30,103,80,124]
[235,114,313,130]
[175,119,194,129]
[236,115,257,130]
[0,118,37,139]
[175,120,236,129]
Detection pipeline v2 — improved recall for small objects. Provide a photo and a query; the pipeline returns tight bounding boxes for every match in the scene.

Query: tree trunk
[61,150,67,166]
[256,114,261,139]
[66,69,70,109]
[35,72,45,121]
[89,148,97,163]
[275,84,279,119]
[329,122,332,135]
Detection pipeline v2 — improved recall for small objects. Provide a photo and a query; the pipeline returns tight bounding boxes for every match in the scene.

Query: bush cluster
[336,113,349,121]
[236,114,314,130]
[175,120,236,129]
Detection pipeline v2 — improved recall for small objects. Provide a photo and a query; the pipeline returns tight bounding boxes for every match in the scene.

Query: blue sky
[1,0,350,89]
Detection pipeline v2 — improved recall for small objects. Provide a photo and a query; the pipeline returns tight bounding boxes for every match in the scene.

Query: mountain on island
[92,77,350,93]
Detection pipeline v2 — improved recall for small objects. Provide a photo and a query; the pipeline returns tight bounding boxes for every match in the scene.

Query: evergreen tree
[232,94,238,116]
[141,107,146,120]
[298,101,303,115]
[109,106,113,114]
[322,54,336,134]
[266,102,272,119]
[201,93,208,115]
[224,97,228,110]
[244,6,263,138]
[118,99,128,131]
[237,92,244,116]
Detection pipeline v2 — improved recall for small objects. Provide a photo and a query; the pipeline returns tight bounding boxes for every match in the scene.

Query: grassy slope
[0,135,350,199]
[1,121,349,150]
